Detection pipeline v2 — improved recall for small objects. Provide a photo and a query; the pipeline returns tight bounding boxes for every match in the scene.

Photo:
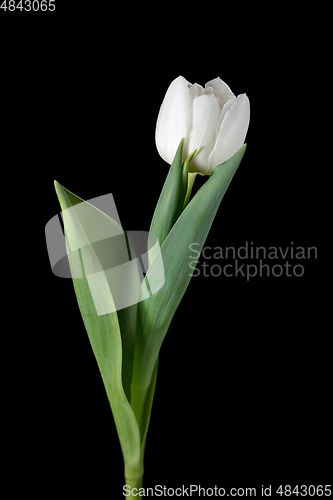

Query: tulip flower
[52,74,249,497]
[155,76,250,175]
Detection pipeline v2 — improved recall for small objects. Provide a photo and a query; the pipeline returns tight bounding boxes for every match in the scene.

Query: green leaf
[54,181,142,480]
[131,145,247,399]
[148,139,200,265]
[148,139,185,265]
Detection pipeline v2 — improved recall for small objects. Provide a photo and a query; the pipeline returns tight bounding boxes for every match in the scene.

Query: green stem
[125,474,143,498]
[130,384,150,439]
[183,172,197,207]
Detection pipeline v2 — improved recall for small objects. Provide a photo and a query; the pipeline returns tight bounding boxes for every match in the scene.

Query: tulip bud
[155,76,250,175]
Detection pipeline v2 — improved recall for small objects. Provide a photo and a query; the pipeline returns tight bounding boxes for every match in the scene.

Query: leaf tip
[54,180,62,195]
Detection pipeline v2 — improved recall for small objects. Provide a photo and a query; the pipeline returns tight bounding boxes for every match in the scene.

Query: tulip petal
[208,93,250,172]
[205,77,235,108]
[187,94,220,175]
[188,83,205,97]
[155,76,192,165]
[215,97,236,136]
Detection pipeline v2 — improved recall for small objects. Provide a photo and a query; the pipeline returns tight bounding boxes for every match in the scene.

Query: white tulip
[155,76,250,175]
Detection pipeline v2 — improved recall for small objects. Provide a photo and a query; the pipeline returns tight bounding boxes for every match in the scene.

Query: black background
[2,3,328,498]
